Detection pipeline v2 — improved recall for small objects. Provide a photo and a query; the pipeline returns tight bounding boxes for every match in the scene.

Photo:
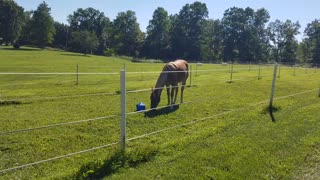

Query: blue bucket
[136,102,146,111]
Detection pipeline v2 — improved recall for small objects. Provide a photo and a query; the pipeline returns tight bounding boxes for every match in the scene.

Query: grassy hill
[0,46,319,179]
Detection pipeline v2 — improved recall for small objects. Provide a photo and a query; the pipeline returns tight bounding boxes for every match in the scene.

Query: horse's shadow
[144,105,179,118]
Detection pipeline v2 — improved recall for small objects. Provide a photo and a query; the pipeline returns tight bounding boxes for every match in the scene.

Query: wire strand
[0,88,318,173]
[0,115,118,136]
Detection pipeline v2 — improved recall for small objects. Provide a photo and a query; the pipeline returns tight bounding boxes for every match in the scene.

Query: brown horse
[150,59,189,109]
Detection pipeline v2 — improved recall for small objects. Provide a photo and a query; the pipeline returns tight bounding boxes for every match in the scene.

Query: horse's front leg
[166,85,170,105]
[173,84,178,104]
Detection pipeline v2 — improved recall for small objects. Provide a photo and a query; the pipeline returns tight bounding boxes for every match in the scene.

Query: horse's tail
[185,61,189,71]
[185,61,189,78]
[184,61,189,80]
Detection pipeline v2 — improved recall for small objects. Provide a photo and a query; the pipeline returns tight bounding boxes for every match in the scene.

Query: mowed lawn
[0,46,320,179]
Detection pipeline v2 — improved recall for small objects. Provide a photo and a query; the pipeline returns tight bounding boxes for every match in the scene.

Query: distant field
[0,46,319,179]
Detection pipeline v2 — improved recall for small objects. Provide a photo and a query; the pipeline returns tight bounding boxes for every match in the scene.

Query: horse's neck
[155,71,168,93]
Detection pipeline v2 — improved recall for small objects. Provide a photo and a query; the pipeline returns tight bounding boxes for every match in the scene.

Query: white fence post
[120,69,126,151]
[189,65,192,86]
[269,63,278,122]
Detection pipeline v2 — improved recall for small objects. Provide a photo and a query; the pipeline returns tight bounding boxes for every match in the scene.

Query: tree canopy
[29,1,55,47]
[0,0,24,45]
[2,1,320,65]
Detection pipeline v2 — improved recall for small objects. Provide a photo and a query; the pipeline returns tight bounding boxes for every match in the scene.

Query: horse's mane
[154,71,167,90]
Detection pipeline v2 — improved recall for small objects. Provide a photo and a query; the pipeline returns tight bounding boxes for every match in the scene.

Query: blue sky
[15,0,320,41]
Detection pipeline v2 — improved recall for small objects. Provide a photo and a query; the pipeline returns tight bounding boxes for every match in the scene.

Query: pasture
[0,46,320,179]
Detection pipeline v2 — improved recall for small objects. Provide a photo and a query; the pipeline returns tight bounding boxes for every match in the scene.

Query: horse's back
[165,59,188,84]
[172,59,188,71]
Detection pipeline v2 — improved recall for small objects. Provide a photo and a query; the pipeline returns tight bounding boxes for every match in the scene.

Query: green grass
[0,46,319,179]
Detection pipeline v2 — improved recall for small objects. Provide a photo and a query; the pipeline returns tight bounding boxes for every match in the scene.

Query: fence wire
[0,64,319,175]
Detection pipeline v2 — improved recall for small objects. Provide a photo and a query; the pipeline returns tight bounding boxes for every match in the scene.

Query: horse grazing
[150,59,189,109]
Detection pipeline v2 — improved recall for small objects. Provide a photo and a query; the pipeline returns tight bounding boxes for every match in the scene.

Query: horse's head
[150,89,161,109]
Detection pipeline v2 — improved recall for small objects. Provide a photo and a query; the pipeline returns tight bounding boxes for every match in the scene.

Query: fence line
[1,92,118,102]
[0,98,272,174]
[0,66,274,76]
[1,64,319,175]
[0,76,264,103]
[0,114,118,136]
[0,87,318,174]
[0,72,119,75]
[1,81,317,137]
[0,142,119,174]
[125,88,319,116]
[273,88,319,101]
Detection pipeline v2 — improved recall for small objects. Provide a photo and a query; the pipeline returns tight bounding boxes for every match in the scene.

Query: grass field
[0,46,319,179]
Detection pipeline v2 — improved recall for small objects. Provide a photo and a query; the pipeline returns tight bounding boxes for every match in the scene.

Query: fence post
[258,63,261,80]
[76,64,79,85]
[293,65,296,76]
[228,62,234,83]
[189,65,192,86]
[277,63,281,78]
[269,63,278,122]
[318,83,320,97]
[120,69,126,151]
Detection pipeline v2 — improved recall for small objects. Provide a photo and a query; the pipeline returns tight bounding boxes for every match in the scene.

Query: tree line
[1,0,319,65]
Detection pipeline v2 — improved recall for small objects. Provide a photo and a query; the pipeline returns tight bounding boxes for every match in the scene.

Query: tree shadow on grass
[0,47,41,51]
[144,104,179,118]
[73,148,158,179]
[0,100,23,107]
[60,53,90,57]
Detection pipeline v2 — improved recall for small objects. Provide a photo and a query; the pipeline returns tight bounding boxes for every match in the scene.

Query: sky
[15,0,320,41]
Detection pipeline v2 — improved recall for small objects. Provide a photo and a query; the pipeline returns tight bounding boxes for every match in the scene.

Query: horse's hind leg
[170,84,176,105]
[173,84,178,104]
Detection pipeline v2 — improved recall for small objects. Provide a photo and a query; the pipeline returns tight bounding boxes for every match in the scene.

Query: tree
[199,19,223,62]
[170,1,208,60]
[111,10,144,56]
[68,8,111,54]
[18,10,33,45]
[53,22,69,49]
[251,8,271,62]
[221,7,270,63]
[70,30,98,55]
[297,39,312,64]
[29,1,55,47]
[268,20,300,63]
[0,0,24,45]
[303,19,320,66]
[142,7,171,59]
